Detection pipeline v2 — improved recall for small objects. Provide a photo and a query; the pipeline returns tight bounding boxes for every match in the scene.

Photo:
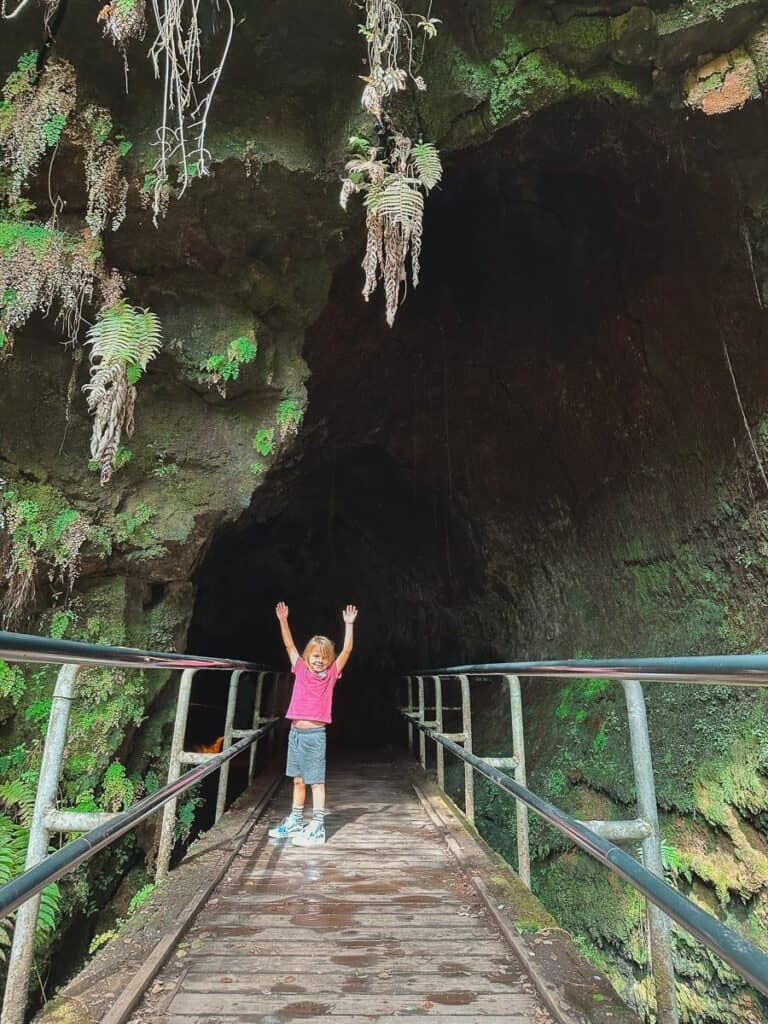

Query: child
[268,601,358,847]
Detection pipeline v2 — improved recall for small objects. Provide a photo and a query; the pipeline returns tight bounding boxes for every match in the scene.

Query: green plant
[101,761,135,811]
[276,399,302,438]
[49,609,75,639]
[113,445,132,471]
[340,2,442,325]
[84,300,162,484]
[253,428,275,457]
[88,926,120,954]
[127,882,154,916]
[175,786,203,842]
[152,457,178,479]
[0,661,25,708]
[0,486,89,625]
[112,502,153,544]
[200,335,257,394]
[250,460,265,476]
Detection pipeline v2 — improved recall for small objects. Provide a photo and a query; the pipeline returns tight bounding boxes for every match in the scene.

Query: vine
[340,1,443,326]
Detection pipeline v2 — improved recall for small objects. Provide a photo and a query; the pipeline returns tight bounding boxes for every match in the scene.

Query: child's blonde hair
[303,635,335,662]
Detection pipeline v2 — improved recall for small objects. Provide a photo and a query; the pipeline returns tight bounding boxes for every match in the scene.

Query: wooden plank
[168,993,540,1015]
[167,1016,533,1024]
[181,973,531,994]
[181,956,522,973]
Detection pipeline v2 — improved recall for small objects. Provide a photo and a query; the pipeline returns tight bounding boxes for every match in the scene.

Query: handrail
[0,718,277,920]
[0,630,282,1024]
[0,630,269,672]
[408,716,768,998]
[415,654,768,685]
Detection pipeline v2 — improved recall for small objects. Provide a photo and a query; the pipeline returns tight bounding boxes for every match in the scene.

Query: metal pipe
[578,818,653,842]
[407,716,768,998]
[0,721,276,922]
[0,630,269,672]
[459,675,474,824]
[1,664,80,1024]
[216,670,243,822]
[248,671,266,782]
[434,676,445,791]
[622,680,678,1023]
[417,676,426,769]
[414,654,768,686]
[506,674,530,889]
[44,810,116,833]
[156,669,197,882]
[406,676,414,753]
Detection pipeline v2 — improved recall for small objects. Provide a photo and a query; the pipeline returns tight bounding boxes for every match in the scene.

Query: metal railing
[403,656,768,1024]
[0,630,285,1024]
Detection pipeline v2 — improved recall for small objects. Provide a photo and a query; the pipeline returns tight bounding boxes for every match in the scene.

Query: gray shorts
[286,726,326,784]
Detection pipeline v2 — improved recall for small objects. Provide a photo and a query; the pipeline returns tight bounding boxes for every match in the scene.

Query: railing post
[622,679,679,1024]
[1,664,80,1024]
[406,676,414,753]
[433,675,445,790]
[269,671,283,756]
[156,668,197,883]
[215,670,242,822]
[248,671,266,782]
[417,675,426,769]
[506,674,530,889]
[459,674,474,824]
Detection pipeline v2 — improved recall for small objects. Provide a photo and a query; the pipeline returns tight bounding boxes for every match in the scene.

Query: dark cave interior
[185,100,767,773]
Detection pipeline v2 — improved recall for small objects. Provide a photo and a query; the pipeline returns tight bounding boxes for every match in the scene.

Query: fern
[0,778,37,826]
[365,175,424,228]
[411,143,442,191]
[86,299,161,371]
[83,299,162,484]
[0,814,59,956]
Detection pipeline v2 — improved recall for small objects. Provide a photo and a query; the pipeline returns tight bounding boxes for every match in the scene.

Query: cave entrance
[187,99,762,793]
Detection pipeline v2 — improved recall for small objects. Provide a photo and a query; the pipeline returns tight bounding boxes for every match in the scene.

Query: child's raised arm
[275,602,299,666]
[335,604,358,673]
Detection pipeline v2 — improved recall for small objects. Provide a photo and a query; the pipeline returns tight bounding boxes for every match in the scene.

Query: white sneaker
[268,813,305,839]
[291,821,326,847]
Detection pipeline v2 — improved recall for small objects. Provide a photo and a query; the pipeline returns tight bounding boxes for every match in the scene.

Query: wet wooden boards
[128,762,552,1023]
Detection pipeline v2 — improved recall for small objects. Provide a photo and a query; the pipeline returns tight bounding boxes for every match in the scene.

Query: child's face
[307,647,332,673]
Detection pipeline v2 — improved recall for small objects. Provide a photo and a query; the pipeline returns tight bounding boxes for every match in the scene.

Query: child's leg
[268,776,306,838]
[293,777,307,812]
[311,783,325,813]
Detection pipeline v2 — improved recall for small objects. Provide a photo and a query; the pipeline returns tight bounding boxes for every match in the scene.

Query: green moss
[558,16,609,53]
[576,72,643,103]
[489,50,572,127]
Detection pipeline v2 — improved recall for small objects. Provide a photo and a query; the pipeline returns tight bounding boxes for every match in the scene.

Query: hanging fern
[342,3,442,325]
[83,299,162,484]
[365,175,424,228]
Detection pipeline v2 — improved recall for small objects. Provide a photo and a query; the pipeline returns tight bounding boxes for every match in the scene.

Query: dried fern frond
[346,3,442,325]
[84,299,161,484]
[76,106,129,235]
[98,0,147,51]
[0,57,76,199]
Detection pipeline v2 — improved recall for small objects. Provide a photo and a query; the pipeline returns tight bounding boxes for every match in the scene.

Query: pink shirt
[285,658,341,724]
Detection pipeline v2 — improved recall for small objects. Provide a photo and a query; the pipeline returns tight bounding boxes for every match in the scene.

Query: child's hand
[276,601,289,621]
[342,604,358,624]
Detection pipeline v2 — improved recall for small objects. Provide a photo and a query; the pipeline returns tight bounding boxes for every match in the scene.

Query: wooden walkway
[128,762,552,1023]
